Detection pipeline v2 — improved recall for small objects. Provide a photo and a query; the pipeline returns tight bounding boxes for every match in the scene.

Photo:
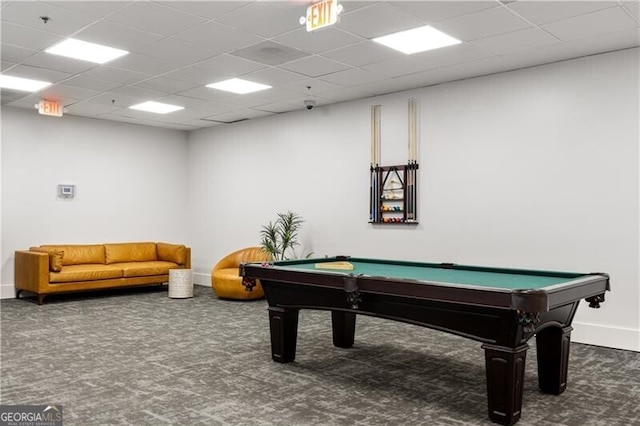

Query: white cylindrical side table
[168,269,193,298]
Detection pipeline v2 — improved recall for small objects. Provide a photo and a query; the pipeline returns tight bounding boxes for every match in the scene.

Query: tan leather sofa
[15,242,190,304]
[211,247,270,300]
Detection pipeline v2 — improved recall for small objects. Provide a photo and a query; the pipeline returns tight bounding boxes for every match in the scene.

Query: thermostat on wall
[58,184,75,199]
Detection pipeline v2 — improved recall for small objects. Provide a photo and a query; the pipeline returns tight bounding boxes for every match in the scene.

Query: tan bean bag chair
[211,247,270,299]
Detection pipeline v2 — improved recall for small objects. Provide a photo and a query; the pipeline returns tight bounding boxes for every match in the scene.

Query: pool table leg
[268,306,299,363]
[482,343,529,426]
[536,325,573,395]
[331,311,356,348]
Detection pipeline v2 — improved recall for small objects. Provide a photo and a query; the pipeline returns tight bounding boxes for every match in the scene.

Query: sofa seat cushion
[42,244,105,266]
[105,242,157,264]
[116,261,178,277]
[50,264,123,283]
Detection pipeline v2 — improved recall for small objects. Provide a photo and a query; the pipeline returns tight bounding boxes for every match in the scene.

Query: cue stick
[407,99,415,220]
[370,106,375,221]
[371,105,381,222]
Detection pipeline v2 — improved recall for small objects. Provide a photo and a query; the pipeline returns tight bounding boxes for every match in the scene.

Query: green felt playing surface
[279,259,582,290]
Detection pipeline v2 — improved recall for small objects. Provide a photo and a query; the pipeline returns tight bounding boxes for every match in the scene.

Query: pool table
[240,256,610,425]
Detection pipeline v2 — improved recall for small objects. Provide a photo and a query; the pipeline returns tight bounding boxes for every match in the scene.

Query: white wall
[187,48,639,351]
[1,108,189,296]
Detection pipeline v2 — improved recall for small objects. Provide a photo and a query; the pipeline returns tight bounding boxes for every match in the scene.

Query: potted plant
[260,211,310,261]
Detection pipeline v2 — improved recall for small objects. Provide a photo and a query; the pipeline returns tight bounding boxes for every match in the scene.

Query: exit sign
[302,0,342,32]
[38,99,63,117]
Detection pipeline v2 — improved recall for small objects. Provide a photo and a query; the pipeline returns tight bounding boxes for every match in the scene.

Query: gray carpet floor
[1,285,639,426]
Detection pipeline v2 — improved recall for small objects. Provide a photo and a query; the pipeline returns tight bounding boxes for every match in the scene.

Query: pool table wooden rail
[241,258,610,313]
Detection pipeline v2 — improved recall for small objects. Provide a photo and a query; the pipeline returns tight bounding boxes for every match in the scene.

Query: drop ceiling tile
[338,2,425,38]
[1,43,36,63]
[106,2,207,37]
[319,68,386,87]
[281,78,343,95]
[61,76,122,92]
[472,27,561,55]
[183,99,240,115]
[82,66,148,85]
[205,109,272,123]
[39,84,102,102]
[392,1,497,23]
[423,56,514,83]
[153,95,215,109]
[542,7,639,42]
[508,1,616,25]
[163,66,215,86]
[216,2,302,37]
[2,61,16,71]
[75,21,164,51]
[158,1,250,19]
[414,43,492,68]
[230,40,310,66]
[1,1,96,36]
[351,77,420,97]
[334,1,372,13]
[225,87,301,108]
[177,86,237,102]
[196,54,267,81]
[502,29,640,69]
[280,56,351,77]
[133,77,200,94]
[622,1,639,19]
[322,41,402,67]
[361,56,435,78]
[5,64,71,84]
[173,22,262,53]
[1,22,64,50]
[90,92,149,108]
[273,27,363,54]
[241,67,308,87]
[317,86,375,102]
[64,101,120,116]
[107,53,180,75]
[434,6,531,41]
[382,67,451,90]
[23,52,98,74]
[252,100,301,114]
[110,85,168,100]
[135,38,218,65]
[45,1,132,18]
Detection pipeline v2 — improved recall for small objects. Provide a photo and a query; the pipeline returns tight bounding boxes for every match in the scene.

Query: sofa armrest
[15,250,50,294]
[184,247,191,269]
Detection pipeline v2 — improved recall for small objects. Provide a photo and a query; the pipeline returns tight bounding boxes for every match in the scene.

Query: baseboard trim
[1,283,16,299]
[571,321,639,352]
[193,272,210,287]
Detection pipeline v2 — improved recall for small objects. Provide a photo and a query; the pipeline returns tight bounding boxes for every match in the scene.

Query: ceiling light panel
[0,75,52,92]
[206,78,272,94]
[45,38,129,64]
[129,101,184,114]
[373,26,462,54]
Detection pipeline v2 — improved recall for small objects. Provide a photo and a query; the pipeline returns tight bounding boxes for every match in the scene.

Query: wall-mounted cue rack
[369,99,419,225]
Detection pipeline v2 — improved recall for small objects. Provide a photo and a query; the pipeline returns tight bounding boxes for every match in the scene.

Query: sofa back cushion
[30,246,64,272]
[41,244,105,266]
[157,242,187,265]
[104,242,157,264]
